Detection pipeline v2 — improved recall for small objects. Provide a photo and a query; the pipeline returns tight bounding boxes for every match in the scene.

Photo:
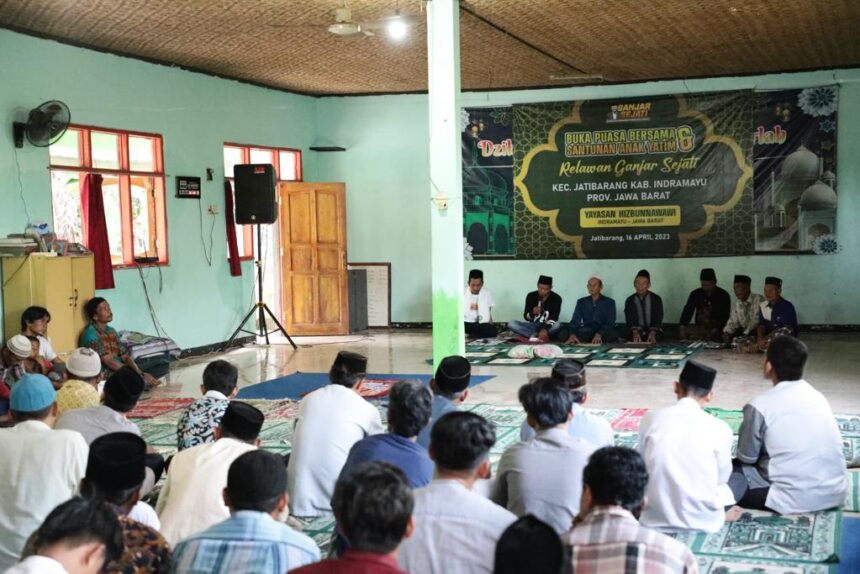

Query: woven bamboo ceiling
[2,0,859,95]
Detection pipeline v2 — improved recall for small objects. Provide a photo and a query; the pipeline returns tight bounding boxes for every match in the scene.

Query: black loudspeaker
[234,163,277,224]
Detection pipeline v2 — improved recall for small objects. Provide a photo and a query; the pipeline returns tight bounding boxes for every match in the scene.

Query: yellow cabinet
[2,254,95,355]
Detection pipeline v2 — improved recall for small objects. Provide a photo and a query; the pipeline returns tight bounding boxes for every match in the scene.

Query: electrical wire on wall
[13,146,32,229]
[197,198,215,266]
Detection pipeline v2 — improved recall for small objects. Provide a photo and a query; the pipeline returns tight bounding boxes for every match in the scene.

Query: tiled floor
[154,330,860,414]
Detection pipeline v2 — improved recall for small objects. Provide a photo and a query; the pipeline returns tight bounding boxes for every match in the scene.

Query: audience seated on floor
[19,306,64,375]
[493,515,563,574]
[288,351,384,517]
[80,297,163,388]
[4,497,122,574]
[291,461,413,574]
[638,361,736,533]
[157,401,264,546]
[56,348,102,415]
[416,355,471,449]
[55,367,165,494]
[0,374,88,572]
[566,275,619,344]
[176,359,238,451]
[519,359,614,448]
[492,377,595,534]
[173,450,320,574]
[399,411,516,574]
[732,335,847,513]
[23,432,172,573]
[563,447,697,574]
[339,380,434,489]
[722,275,764,348]
[755,277,799,351]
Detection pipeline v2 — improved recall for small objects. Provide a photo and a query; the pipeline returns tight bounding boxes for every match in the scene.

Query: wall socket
[207,205,219,215]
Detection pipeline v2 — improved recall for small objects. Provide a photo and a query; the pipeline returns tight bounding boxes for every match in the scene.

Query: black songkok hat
[679,360,717,391]
[227,450,286,508]
[333,351,368,375]
[636,269,650,280]
[104,367,144,408]
[551,359,586,389]
[765,276,782,288]
[86,432,147,490]
[435,355,471,394]
[468,269,484,280]
[538,275,553,286]
[700,268,717,282]
[734,275,752,285]
[220,401,264,441]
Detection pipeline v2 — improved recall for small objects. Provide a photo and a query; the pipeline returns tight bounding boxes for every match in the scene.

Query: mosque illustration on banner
[756,144,837,252]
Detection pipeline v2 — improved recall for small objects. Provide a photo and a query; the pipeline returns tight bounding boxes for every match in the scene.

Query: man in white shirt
[288,351,384,517]
[493,377,595,534]
[0,374,89,571]
[5,497,123,574]
[464,269,496,339]
[399,411,516,574]
[731,336,847,514]
[520,359,614,448]
[20,306,63,372]
[156,401,264,545]
[722,275,764,349]
[638,360,735,533]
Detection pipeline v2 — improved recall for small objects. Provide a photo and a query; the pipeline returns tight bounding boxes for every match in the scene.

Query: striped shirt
[563,506,698,574]
[171,511,320,574]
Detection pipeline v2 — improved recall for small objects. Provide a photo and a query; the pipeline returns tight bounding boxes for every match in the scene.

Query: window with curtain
[49,126,168,267]
[223,143,302,259]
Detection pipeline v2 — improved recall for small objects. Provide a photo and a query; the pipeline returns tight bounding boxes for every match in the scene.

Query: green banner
[512,92,755,259]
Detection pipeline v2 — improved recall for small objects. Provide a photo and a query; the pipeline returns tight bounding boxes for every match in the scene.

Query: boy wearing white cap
[56,348,103,415]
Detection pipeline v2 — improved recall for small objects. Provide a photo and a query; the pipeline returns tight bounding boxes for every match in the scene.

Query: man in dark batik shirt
[176,360,238,450]
[679,268,731,342]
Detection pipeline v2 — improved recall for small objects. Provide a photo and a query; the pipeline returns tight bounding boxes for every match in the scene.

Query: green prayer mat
[846,470,860,513]
[696,556,836,573]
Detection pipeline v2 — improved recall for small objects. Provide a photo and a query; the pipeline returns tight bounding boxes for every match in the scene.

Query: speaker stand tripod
[225,225,297,350]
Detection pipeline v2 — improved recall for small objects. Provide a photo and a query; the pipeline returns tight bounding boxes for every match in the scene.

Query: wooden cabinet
[2,254,95,354]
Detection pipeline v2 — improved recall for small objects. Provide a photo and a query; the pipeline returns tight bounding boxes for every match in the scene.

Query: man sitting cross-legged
[464,269,497,339]
[492,377,595,534]
[755,276,799,351]
[519,359,614,449]
[398,412,517,574]
[416,355,471,449]
[0,374,88,572]
[24,432,172,573]
[157,401,264,546]
[562,447,698,574]
[638,361,736,533]
[624,269,664,344]
[291,462,414,574]
[288,351,384,517]
[172,450,320,574]
[722,274,764,349]
[55,367,165,495]
[339,380,434,489]
[176,359,238,451]
[566,276,619,345]
[6,497,123,574]
[731,336,846,513]
[507,275,563,342]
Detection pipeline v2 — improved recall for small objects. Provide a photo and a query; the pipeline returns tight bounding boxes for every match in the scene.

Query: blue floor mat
[840,517,860,574]
[237,372,495,400]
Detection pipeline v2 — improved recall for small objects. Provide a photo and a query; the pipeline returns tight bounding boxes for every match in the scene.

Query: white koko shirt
[463,287,494,323]
[638,398,735,533]
[287,384,384,517]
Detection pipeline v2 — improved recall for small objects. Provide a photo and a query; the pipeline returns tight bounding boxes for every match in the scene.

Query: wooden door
[71,256,96,344]
[33,257,75,353]
[279,182,349,335]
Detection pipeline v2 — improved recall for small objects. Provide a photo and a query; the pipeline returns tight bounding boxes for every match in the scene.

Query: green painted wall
[316,70,860,325]
[0,30,319,349]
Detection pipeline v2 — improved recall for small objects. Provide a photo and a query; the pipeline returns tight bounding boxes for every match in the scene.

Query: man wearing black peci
[508,275,563,342]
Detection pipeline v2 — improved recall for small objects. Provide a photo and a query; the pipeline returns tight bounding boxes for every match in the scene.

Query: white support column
[427,0,465,366]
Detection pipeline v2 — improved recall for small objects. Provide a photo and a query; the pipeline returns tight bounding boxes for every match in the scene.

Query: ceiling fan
[272,2,421,39]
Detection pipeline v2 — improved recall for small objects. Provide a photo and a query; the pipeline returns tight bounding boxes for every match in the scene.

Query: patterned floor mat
[696,556,836,573]
[455,343,699,368]
[127,397,195,419]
